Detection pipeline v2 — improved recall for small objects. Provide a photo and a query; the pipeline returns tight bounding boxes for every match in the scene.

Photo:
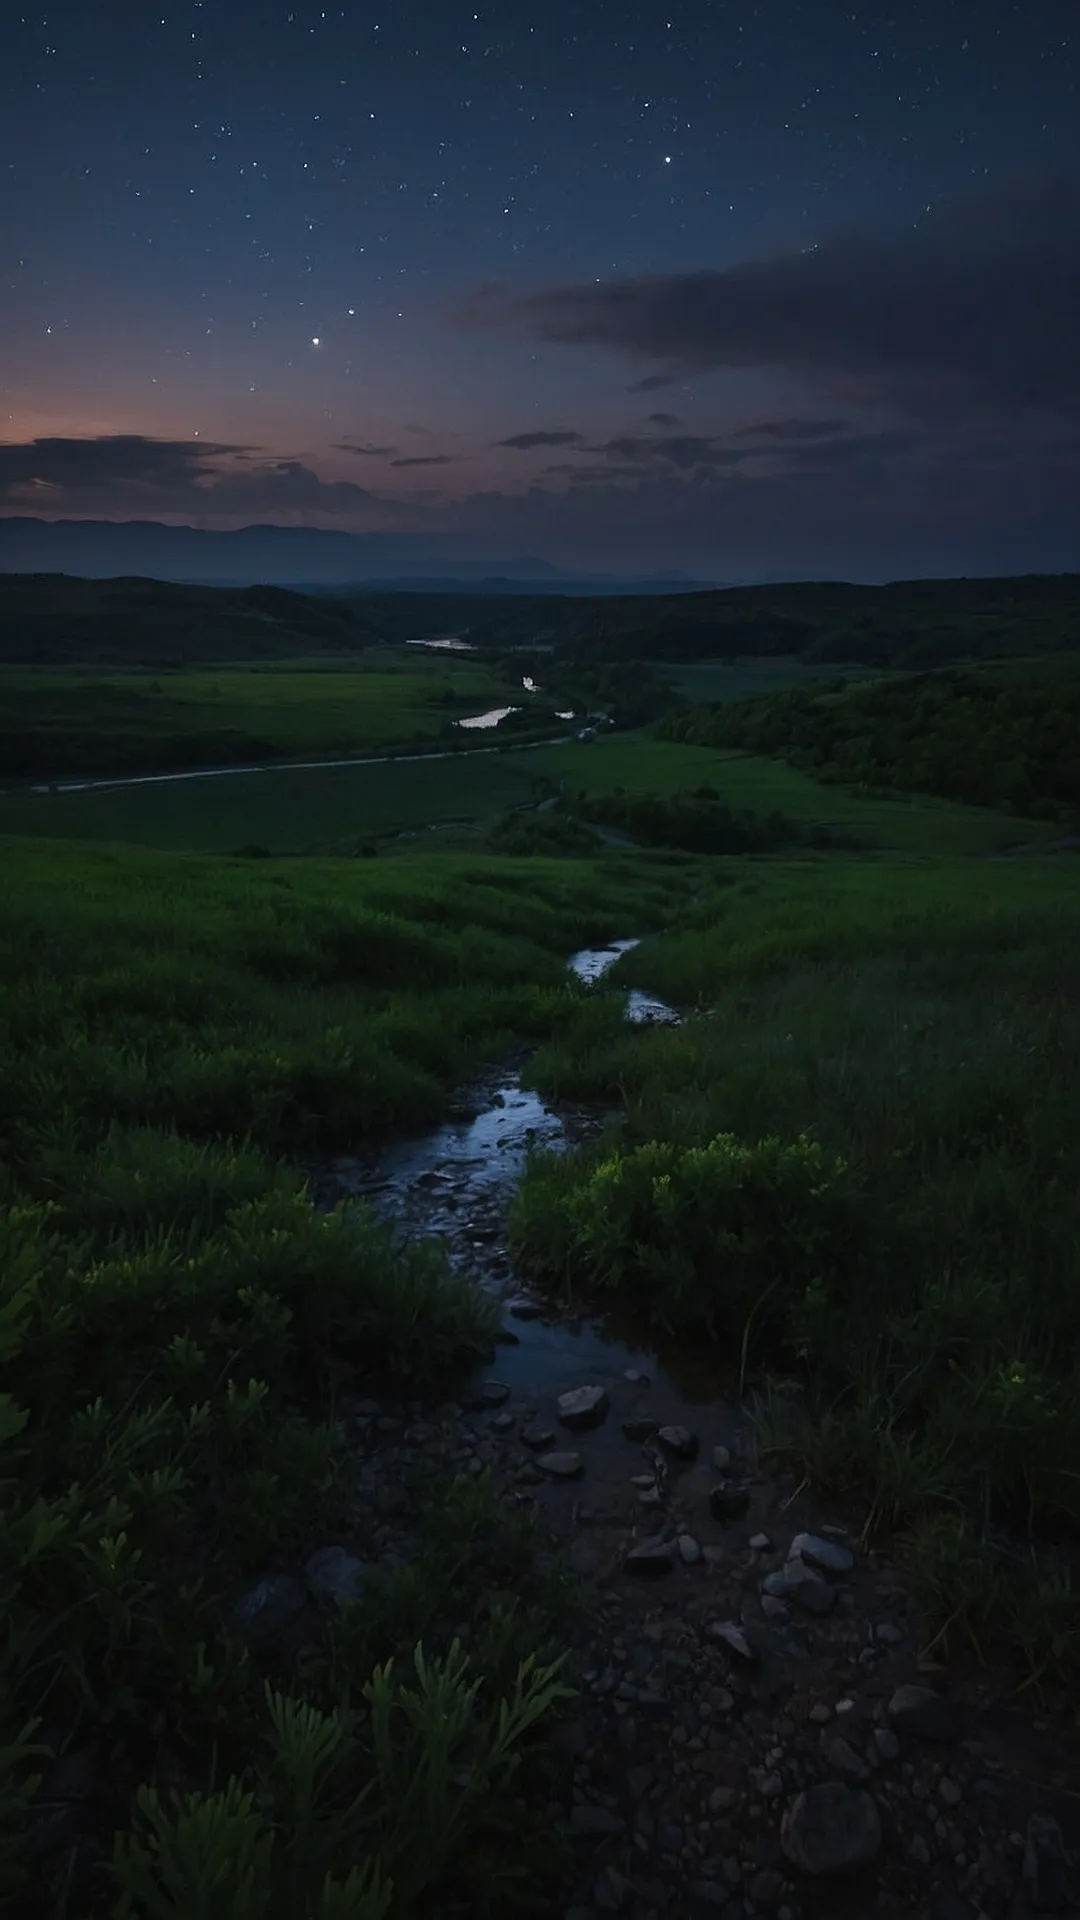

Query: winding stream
[321,939,744,1534]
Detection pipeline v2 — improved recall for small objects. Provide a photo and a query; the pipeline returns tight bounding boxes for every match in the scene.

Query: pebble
[749,1532,772,1551]
[707,1621,758,1663]
[711,1445,732,1471]
[678,1533,703,1565]
[820,1733,868,1781]
[521,1423,557,1449]
[872,1728,900,1763]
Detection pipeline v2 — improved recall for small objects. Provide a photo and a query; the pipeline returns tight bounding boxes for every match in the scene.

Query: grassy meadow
[0,730,1047,857]
[0,835,696,1915]
[4,593,1080,1910]
[0,652,526,781]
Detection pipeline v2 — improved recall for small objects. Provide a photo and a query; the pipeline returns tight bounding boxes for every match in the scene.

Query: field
[0,652,524,780]
[0,728,1052,857]
[4,601,1080,1912]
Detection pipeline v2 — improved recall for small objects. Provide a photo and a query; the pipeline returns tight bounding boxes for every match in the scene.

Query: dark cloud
[496,429,584,450]
[335,440,399,457]
[0,434,386,523]
[589,434,750,472]
[473,176,1080,415]
[389,454,456,467]
[736,417,849,439]
[625,373,676,392]
[647,411,680,426]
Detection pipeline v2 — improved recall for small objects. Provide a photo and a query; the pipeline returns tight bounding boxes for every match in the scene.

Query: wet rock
[819,1733,868,1781]
[626,1538,675,1576]
[538,1451,585,1479]
[234,1572,306,1639]
[522,1423,557,1449]
[749,1531,773,1551]
[658,1424,699,1460]
[465,1381,511,1409]
[707,1621,758,1664]
[558,1385,610,1430]
[623,1418,659,1443]
[507,1297,546,1321]
[710,1483,750,1523]
[788,1532,854,1576]
[305,1546,368,1608]
[780,1782,882,1877]
[570,1804,626,1837]
[1023,1812,1071,1912]
[887,1684,959,1741]
[791,1575,836,1616]
[678,1533,703,1565]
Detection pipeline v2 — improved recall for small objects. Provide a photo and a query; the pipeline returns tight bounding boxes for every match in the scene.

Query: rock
[570,1804,626,1837]
[626,1538,674,1575]
[521,1423,557,1449]
[749,1531,773,1551]
[872,1727,900,1763]
[506,1297,546,1320]
[907,1832,931,1866]
[761,1594,789,1619]
[808,1702,832,1725]
[710,1786,739,1812]
[1023,1811,1070,1913]
[304,1546,368,1608]
[781,1782,882,1877]
[638,1487,663,1506]
[624,1368,650,1385]
[874,1621,905,1646]
[710,1482,750,1523]
[887,1684,959,1741]
[820,1733,868,1781]
[630,1473,657,1488]
[537,1451,585,1478]
[658,1424,699,1460]
[788,1532,854,1576]
[558,1385,609,1429]
[708,1620,758,1663]
[623,1418,659,1443]
[938,1777,962,1808]
[791,1576,836,1616]
[712,1444,732,1470]
[465,1381,511,1408]
[678,1533,703,1564]
[491,1410,515,1432]
[234,1572,306,1638]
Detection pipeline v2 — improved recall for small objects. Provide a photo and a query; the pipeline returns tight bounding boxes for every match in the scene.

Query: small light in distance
[311,335,321,346]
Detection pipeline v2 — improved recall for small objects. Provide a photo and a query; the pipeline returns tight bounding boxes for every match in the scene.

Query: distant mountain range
[0,517,720,594]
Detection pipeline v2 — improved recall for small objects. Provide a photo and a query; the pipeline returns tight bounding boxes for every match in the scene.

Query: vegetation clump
[661,656,1080,823]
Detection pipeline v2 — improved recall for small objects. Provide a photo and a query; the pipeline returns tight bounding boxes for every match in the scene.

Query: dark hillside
[0,574,379,665]
[661,654,1080,822]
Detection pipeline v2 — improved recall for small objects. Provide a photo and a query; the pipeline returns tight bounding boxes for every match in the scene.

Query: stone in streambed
[557,1385,609,1430]
[521,1422,556,1449]
[537,1451,585,1479]
[626,1537,675,1575]
[657,1423,699,1460]
[887,1684,959,1741]
[788,1531,855,1575]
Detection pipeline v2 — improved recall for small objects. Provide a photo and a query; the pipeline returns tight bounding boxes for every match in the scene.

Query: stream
[320,938,748,1540]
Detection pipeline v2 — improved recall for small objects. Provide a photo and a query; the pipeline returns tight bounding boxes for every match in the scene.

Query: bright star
[311,335,321,345]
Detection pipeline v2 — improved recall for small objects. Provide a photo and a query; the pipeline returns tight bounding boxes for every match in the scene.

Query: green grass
[0,730,1045,857]
[511,851,1080,1687]
[0,836,698,1915]
[0,654,523,781]
[668,657,887,702]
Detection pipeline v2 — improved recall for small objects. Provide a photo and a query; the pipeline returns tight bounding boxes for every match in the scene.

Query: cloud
[496,429,584,450]
[470,175,1080,415]
[0,434,388,523]
[736,417,848,439]
[335,440,399,457]
[589,434,750,472]
[647,411,680,427]
[389,454,456,468]
[625,374,676,392]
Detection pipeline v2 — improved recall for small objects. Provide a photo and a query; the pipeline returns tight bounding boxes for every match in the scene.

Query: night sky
[2,1,1078,581]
